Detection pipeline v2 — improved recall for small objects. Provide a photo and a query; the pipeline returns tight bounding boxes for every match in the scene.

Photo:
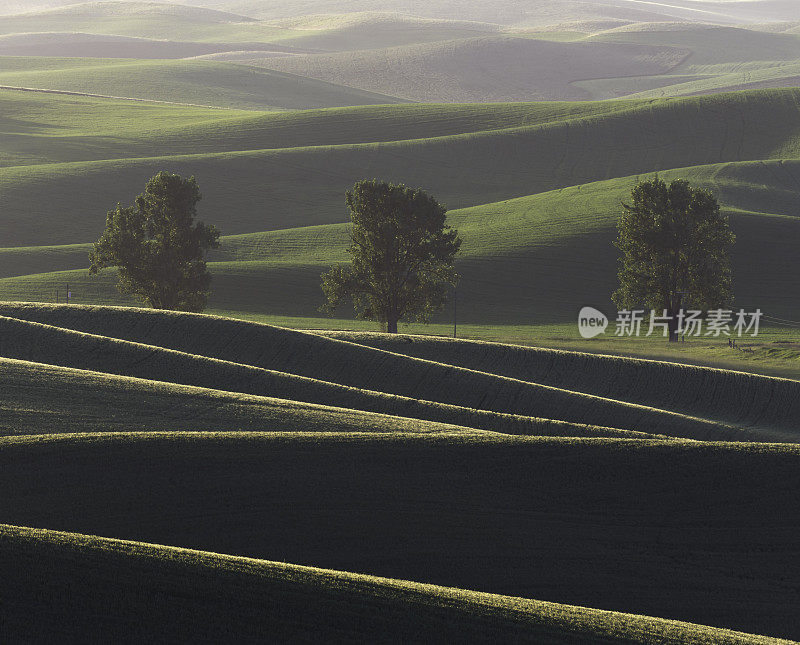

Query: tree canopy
[612,176,735,340]
[321,180,461,334]
[89,172,220,312]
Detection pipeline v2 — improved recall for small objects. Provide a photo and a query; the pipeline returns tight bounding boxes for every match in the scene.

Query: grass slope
[591,25,800,68]
[1,303,798,441]
[1,524,790,644]
[624,62,800,99]
[0,32,314,59]
[1,354,640,440]
[0,356,506,437]
[5,0,800,30]
[254,36,689,102]
[0,2,301,43]
[0,58,406,110]
[0,90,635,166]
[320,330,800,437]
[261,12,502,52]
[1,432,798,640]
[0,310,744,439]
[0,0,702,32]
[4,158,796,327]
[1,89,799,247]
[198,0,788,26]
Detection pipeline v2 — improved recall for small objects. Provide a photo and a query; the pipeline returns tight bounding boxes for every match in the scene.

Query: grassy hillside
[0,2,301,43]
[4,6,800,102]
[576,24,800,98]
[591,25,800,68]
[321,329,800,436]
[624,62,800,99]
[0,356,515,437]
[1,89,799,247]
[2,5,800,640]
[0,0,710,32]
[3,525,789,644]
[207,0,800,25]
[0,432,798,640]
[2,303,799,441]
[0,90,636,166]
[3,158,797,327]
[0,58,406,109]
[3,351,639,440]
[255,36,689,102]
[0,32,314,59]
[0,12,498,56]
[0,311,759,440]
[261,12,502,52]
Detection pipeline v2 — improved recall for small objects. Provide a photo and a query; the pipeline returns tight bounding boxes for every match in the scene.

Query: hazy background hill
[3,1,798,25]
[251,36,689,102]
[1,2,798,103]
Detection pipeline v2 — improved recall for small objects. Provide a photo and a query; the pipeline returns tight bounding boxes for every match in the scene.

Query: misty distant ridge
[0,0,797,104]
[1,0,798,25]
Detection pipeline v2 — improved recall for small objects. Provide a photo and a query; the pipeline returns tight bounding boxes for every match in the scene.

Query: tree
[612,176,735,341]
[321,180,461,334]
[89,172,220,312]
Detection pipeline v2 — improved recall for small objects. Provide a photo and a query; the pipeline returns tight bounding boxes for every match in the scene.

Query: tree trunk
[387,317,398,334]
[667,307,680,343]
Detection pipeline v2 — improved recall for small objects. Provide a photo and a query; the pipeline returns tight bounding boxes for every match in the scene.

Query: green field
[2,159,799,323]
[2,4,800,638]
[2,89,800,359]
[0,304,800,643]
[255,35,689,102]
[0,408,798,641]
[1,2,799,105]
[0,58,406,110]
[1,303,800,640]
[1,88,798,241]
[1,16,800,108]
[3,524,791,643]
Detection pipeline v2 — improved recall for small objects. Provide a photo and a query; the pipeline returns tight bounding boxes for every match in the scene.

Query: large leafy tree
[612,176,735,341]
[321,180,461,334]
[89,172,220,312]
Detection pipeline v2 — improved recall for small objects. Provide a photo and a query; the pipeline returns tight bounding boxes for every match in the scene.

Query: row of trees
[90,172,734,339]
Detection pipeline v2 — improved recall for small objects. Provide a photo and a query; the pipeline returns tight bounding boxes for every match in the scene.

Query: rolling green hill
[2,159,798,325]
[207,0,800,26]
[1,295,798,640]
[0,2,299,43]
[590,24,800,68]
[0,0,714,32]
[575,24,800,99]
[3,4,800,640]
[0,430,797,639]
[0,32,314,59]
[2,356,641,439]
[0,90,638,166]
[254,36,689,102]
[0,58,405,109]
[0,11,498,56]
[1,89,798,248]
[2,5,800,102]
[623,61,800,99]
[0,356,505,437]
[256,12,502,52]
[0,311,753,440]
[1,303,799,440]
[0,1,524,48]
[3,524,789,643]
